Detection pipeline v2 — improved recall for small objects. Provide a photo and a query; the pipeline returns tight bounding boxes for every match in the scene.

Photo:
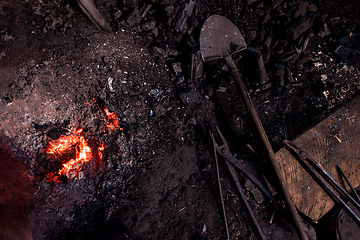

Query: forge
[1,0,360,239]
[0,22,168,239]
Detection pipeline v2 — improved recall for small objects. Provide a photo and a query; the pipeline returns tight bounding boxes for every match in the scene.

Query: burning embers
[44,98,121,183]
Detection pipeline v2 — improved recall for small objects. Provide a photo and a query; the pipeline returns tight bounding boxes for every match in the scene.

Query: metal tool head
[211,126,228,147]
[283,140,307,159]
[200,15,247,62]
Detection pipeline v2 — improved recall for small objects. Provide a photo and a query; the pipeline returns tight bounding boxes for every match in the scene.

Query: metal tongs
[284,140,360,227]
[211,127,287,240]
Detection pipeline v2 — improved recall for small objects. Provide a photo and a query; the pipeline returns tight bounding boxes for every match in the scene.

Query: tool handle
[226,161,266,240]
[337,165,360,204]
[308,159,360,212]
[224,55,309,240]
[223,152,286,214]
[213,144,230,240]
[300,158,360,227]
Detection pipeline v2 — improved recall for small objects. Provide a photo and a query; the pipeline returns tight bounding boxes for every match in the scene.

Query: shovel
[200,15,309,240]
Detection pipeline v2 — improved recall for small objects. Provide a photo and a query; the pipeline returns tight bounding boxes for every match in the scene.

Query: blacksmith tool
[211,126,286,240]
[283,140,360,227]
[200,15,308,240]
[337,165,360,204]
[212,129,230,240]
[77,0,109,30]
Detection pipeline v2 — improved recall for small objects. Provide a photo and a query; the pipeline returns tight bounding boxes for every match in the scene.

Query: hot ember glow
[45,129,103,182]
[44,103,121,183]
[91,97,123,132]
[104,108,121,131]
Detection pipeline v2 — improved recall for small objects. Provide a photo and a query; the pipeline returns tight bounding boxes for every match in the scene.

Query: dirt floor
[1,0,360,239]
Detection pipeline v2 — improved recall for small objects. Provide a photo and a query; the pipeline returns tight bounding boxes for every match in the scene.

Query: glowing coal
[44,100,120,183]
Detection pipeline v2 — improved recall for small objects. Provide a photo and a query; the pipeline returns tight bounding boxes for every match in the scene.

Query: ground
[1,0,360,239]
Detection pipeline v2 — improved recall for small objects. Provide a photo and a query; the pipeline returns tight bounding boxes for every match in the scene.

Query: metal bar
[212,135,230,240]
[226,160,266,240]
[306,158,360,212]
[220,150,286,215]
[298,158,360,227]
[224,55,309,240]
[337,165,360,204]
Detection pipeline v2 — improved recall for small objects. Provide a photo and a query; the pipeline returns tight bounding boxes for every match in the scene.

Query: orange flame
[45,129,101,180]
[104,108,121,131]
[44,101,122,183]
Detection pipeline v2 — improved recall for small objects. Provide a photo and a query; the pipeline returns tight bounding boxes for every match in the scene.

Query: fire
[45,129,101,181]
[104,108,121,131]
[91,97,123,132]
[44,100,121,183]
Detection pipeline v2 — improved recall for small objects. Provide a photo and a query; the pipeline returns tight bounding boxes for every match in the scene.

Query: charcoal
[0,51,6,60]
[141,19,156,31]
[258,30,265,42]
[191,51,203,80]
[258,56,269,84]
[151,28,159,36]
[164,5,174,16]
[246,28,257,42]
[276,67,285,86]
[300,36,310,51]
[141,4,153,19]
[185,34,197,48]
[339,33,360,50]
[157,0,177,5]
[114,10,122,19]
[264,36,272,48]
[335,45,360,66]
[262,13,271,24]
[167,48,181,57]
[255,8,265,18]
[296,61,304,70]
[246,47,269,84]
[307,3,318,13]
[171,61,182,73]
[274,43,284,55]
[152,46,168,57]
[122,0,138,8]
[127,8,142,26]
[286,67,296,83]
[294,1,308,19]
[279,50,301,63]
[174,0,196,35]
[271,0,284,9]
[180,89,201,104]
[247,47,260,57]
[339,35,351,46]
[287,14,314,40]
[324,23,331,36]
[246,0,257,6]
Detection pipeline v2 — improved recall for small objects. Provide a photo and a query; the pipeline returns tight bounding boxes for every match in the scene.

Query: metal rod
[225,158,266,240]
[299,158,360,227]
[224,55,309,240]
[212,134,230,240]
[307,159,360,212]
[337,165,360,204]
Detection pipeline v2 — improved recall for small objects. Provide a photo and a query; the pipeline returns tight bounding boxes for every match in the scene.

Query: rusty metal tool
[212,129,230,240]
[211,126,270,239]
[200,15,308,240]
[284,140,360,227]
[337,165,360,204]
[211,126,268,240]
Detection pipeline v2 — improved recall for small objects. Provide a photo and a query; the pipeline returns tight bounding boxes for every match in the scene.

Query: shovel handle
[224,55,309,240]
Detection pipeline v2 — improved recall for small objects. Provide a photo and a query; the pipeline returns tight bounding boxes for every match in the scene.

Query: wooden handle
[224,55,309,240]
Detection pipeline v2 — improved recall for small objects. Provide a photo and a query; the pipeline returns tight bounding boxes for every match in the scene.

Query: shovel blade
[200,15,247,62]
